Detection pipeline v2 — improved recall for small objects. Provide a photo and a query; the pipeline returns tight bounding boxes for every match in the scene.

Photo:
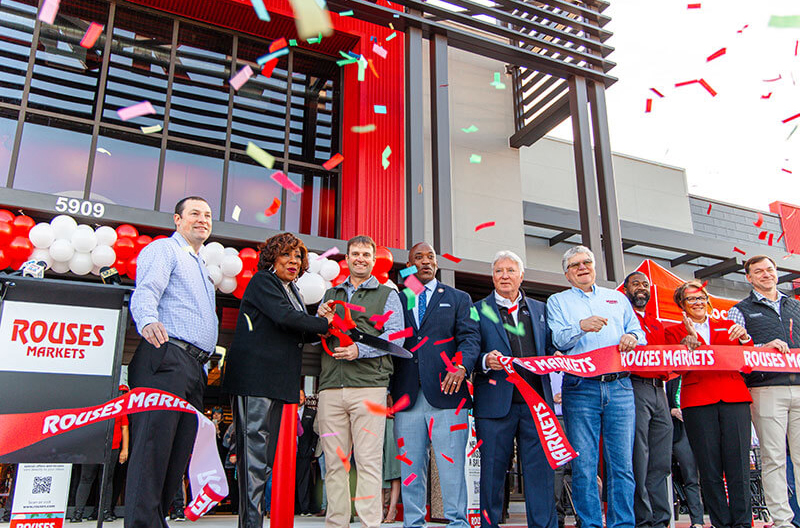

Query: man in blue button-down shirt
[126,196,218,528]
[546,245,645,528]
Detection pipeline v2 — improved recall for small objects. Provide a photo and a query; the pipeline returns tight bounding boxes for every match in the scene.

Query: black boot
[69,508,84,522]
[86,508,98,521]
[103,509,116,521]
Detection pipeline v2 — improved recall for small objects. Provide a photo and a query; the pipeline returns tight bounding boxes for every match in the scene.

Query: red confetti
[687,3,701,8]
[369,310,393,330]
[778,232,785,243]
[271,171,303,194]
[434,337,454,345]
[475,221,495,232]
[455,397,466,415]
[754,212,764,227]
[483,510,491,524]
[397,437,404,449]
[367,58,379,79]
[441,453,454,463]
[450,423,468,432]
[796,40,799,56]
[388,327,414,340]
[361,427,378,437]
[269,37,288,53]
[645,98,652,113]
[706,47,726,62]
[453,351,463,366]
[733,247,747,255]
[762,93,773,99]
[698,79,717,97]
[765,75,783,83]
[264,197,281,216]
[675,80,698,88]
[322,153,344,170]
[440,351,459,373]
[395,453,413,466]
[261,58,277,78]
[403,473,417,486]
[783,168,793,174]
[737,24,749,33]
[508,304,518,314]
[344,302,366,312]
[488,379,497,385]
[364,393,410,416]
[707,203,712,214]
[336,446,351,472]
[352,495,375,501]
[441,253,462,263]
[758,230,768,241]
[467,439,483,457]
[769,233,775,246]
[428,417,434,440]
[650,87,665,98]
[410,336,428,352]
[79,22,104,48]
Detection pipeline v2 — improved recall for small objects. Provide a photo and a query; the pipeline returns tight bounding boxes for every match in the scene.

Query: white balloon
[218,275,237,294]
[50,215,78,240]
[50,260,70,274]
[296,272,326,304]
[49,239,75,262]
[91,245,116,267]
[384,279,398,291]
[224,247,239,257]
[207,265,223,286]
[95,226,117,247]
[307,253,322,274]
[29,223,55,249]
[69,252,93,275]
[30,248,53,269]
[91,264,102,276]
[319,259,341,281]
[71,226,97,253]
[221,255,243,277]
[204,242,225,267]
[324,280,332,290]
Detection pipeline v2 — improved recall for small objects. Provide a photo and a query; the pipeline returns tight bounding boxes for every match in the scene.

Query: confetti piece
[754,212,764,227]
[475,221,495,231]
[96,147,111,156]
[337,57,357,67]
[388,327,414,341]
[674,80,698,88]
[508,305,518,314]
[117,101,155,121]
[467,439,483,457]
[450,423,468,432]
[778,232,785,243]
[38,0,60,24]
[289,39,297,46]
[395,452,413,465]
[741,365,753,374]
[244,313,253,331]
[403,289,416,310]
[428,417,434,440]
[650,88,665,98]
[343,302,365,312]
[399,265,418,278]
[374,105,387,114]
[783,168,794,174]
[410,336,428,353]
[232,205,241,221]
[351,124,376,133]
[336,446,351,472]
[769,233,775,246]
[455,397,466,415]
[791,318,794,343]
[698,78,717,97]
[707,203,712,214]
[434,337,454,345]
[441,253,462,263]
[403,473,417,486]
[269,38,288,53]
[737,24,749,33]
[490,72,506,89]
[733,247,746,255]
[440,351,458,373]
[441,453,454,463]
[323,153,344,170]
[357,55,367,81]
[79,22,104,48]
[645,99,652,113]
[353,495,375,501]
[382,146,392,170]
[488,379,497,385]
[257,48,289,66]
[339,9,354,15]
[404,274,425,295]
[319,247,340,259]
[289,0,333,39]
[361,427,378,437]
[229,65,254,91]
[367,59,379,79]
[140,124,162,134]
[687,3,701,8]
[480,301,500,324]
[307,32,323,45]
[758,230,768,240]
[251,0,271,21]
[469,154,482,164]
[461,125,479,133]
[246,141,276,169]
[261,59,278,78]
[706,47,726,62]
[453,351,462,366]
[765,75,783,83]
[373,43,388,58]
[762,93,773,99]
[469,306,480,322]
[271,171,303,194]
[397,437,404,448]
[320,431,339,437]
[386,31,397,41]
[264,197,281,217]
[369,310,393,330]
[769,15,800,28]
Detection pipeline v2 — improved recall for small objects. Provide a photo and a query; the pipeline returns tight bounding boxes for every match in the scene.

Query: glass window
[225,154,282,229]
[28,0,109,118]
[0,111,18,182]
[283,167,337,237]
[0,0,37,105]
[90,129,160,209]
[159,142,223,214]
[14,115,91,195]
[288,54,340,163]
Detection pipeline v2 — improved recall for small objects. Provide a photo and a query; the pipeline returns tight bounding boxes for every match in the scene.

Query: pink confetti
[229,65,254,91]
[737,24,749,34]
[361,427,378,437]
[117,101,156,121]
[318,247,340,259]
[403,473,417,486]
[79,22,104,48]
[762,93,773,99]
[404,274,425,295]
[373,43,388,59]
[38,0,60,24]
[765,75,783,83]
[321,432,339,437]
[369,310,393,330]
[271,171,303,194]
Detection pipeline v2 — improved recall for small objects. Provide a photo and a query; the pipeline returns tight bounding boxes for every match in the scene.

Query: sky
[549,0,800,212]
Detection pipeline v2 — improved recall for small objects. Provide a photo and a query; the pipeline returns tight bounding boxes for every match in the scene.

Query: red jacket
[634,311,670,380]
[664,318,752,409]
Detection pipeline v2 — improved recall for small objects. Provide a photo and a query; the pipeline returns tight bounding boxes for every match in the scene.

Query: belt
[588,372,630,382]
[168,338,211,365]
[630,375,663,387]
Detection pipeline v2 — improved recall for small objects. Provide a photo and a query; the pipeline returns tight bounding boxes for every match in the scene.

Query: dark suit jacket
[297,406,318,459]
[666,377,686,443]
[473,293,555,419]
[391,281,480,409]
[222,270,329,401]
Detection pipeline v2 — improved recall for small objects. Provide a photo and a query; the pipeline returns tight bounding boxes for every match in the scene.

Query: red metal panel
[770,201,800,255]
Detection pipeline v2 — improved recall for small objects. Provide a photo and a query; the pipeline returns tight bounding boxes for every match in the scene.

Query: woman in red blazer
[664,280,753,528]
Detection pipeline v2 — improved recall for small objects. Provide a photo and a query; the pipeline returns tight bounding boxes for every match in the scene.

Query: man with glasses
[546,246,645,528]
[728,255,800,528]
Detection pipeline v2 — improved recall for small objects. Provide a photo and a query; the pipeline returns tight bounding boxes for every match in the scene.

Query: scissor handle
[321,300,355,356]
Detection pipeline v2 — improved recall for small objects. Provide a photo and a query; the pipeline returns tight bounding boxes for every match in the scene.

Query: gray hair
[491,250,524,273]
[561,245,595,273]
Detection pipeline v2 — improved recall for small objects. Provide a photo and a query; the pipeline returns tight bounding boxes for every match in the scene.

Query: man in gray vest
[728,254,800,528]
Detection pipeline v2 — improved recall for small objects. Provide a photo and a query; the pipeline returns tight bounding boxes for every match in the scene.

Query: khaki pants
[319,387,387,528]
[750,385,800,528]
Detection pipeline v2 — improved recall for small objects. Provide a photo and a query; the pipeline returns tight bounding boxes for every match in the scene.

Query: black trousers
[296,455,314,513]
[124,339,206,528]
[233,395,283,528]
[74,448,119,514]
[672,432,704,525]
[683,402,751,528]
[632,379,673,528]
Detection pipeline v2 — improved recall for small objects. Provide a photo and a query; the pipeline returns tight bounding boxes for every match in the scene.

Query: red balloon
[116,224,139,239]
[331,260,349,286]
[239,248,259,272]
[10,259,26,271]
[127,256,137,281]
[7,236,33,262]
[0,210,14,223]
[114,237,136,260]
[234,269,254,299]
[12,215,35,237]
[0,249,9,270]
[0,221,13,247]
[373,246,393,274]
[114,258,127,277]
[375,271,389,284]
[152,235,168,241]
[134,235,152,253]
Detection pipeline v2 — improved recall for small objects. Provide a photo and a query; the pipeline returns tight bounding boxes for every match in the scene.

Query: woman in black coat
[221,232,332,528]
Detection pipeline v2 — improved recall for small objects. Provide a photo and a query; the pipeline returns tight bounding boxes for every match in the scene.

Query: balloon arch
[4,209,395,304]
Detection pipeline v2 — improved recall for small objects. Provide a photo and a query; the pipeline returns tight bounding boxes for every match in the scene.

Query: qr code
[32,476,52,494]
[473,480,480,495]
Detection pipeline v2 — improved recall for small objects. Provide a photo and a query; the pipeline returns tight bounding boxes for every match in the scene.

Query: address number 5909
[54,196,105,218]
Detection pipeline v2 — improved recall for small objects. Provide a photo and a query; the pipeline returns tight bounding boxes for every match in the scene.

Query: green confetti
[480,302,499,324]
[469,306,480,322]
[246,141,275,169]
[503,322,525,336]
[768,15,800,28]
[357,55,367,81]
[351,124,376,133]
[289,39,298,46]
[382,145,392,169]
[307,32,323,44]
[461,125,479,133]
[337,57,358,66]
[788,125,798,141]
[403,288,416,310]
[469,154,482,164]
[339,9,354,16]
[490,72,506,90]
[386,31,397,41]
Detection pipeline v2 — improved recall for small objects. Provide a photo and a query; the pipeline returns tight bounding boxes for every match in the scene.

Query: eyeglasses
[566,259,594,271]
[683,296,708,305]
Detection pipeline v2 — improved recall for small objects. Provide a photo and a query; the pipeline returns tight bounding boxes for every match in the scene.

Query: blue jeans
[394,388,469,528]
[562,375,635,528]
[263,473,272,513]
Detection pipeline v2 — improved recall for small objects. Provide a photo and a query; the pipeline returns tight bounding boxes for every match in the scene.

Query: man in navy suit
[474,250,556,528]
[391,242,481,528]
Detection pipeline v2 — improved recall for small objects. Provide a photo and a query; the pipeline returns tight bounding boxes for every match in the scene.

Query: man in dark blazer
[474,250,556,528]
[391,242,480,528]
[296,390,319,516]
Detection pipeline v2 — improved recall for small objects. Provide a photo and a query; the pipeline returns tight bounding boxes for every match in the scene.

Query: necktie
[418,288,427,326]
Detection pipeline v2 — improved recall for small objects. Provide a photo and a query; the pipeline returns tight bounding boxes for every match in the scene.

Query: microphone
[11,259,46,278]
[100,266,122,285]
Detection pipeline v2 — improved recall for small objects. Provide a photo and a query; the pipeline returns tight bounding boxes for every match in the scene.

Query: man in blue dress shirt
[546,246,645,528]
[127,196,218,528]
